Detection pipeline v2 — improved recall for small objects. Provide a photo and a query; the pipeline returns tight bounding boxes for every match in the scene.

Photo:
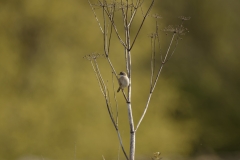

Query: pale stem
[135,33,176,131]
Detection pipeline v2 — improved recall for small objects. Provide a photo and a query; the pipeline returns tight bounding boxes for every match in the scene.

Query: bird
[117,71,129,92]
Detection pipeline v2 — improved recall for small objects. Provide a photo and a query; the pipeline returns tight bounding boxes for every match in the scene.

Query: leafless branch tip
[163,25,189,35]
[83,53,105,61]
[179,16,191,21]
[151,13,162,19]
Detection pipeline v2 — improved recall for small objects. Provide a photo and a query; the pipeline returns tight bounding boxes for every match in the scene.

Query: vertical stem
[121,1,135,156]
[128,102,135,160]
[127,51,135,160]
[126,23,135,160]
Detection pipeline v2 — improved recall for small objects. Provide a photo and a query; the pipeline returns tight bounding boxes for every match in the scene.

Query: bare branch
[135,90,153,131]
[99,1,127,49]
[130,0,155,50]
[95,60,128,159]
[106,57,118,79]
[90,60,105,95]
[102,155,105,160]
[117,131,129,160]
[105,97,129,160]
[135,35,176,131]
[121,89,129,103]
[103,3,108,56]
[128,0,143,27]
[88,0,104,33]
[120,0,127,28]
[150,33,156,89]
[136,16,191,131]
[84,53,129,159]
[84,54,105,95]
[112,72,119,126]
[162,33,176,63]
[164,35,180,63]
[107,3,115,54]
[98,2,118,80]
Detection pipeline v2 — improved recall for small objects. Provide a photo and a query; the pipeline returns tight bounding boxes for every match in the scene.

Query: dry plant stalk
[85,1,190,160]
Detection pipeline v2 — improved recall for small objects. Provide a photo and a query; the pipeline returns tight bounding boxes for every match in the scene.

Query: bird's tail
[117,87,121,92]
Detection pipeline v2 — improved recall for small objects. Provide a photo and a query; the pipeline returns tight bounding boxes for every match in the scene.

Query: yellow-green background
[0,0,239,159]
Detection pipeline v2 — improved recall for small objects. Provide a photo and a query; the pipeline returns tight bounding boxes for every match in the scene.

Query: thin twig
[107,2,115,54]
[112,72,119,126]
[150,34,156,89]
[128,0,142,27]
[117,131,129,160]
[107,81,115,117]
[118,141,120,160]
[106,57,118,79]
[104,96,129,160]
[99,1,127,49]
[135,90,153,131]
[130,0,155,50]
[90,60,105,95]
[90,55,128,160]
[88,0,104,33]
[122,90,129,103]
[162,33,176,64]
[102,155,106,160]
[74,142,77,160]
[120,0,127,28]
[164,35,180,63]
[135,33,177,131]
[102,3,108,56]
[100,2,118,79]
[126,0,129,28]
[94,58,107,92]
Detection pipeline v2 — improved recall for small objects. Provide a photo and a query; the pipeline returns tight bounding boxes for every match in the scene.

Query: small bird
[117,71,129,92]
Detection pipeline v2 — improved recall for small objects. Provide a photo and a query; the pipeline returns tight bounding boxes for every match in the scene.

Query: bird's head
[119,71,127,76]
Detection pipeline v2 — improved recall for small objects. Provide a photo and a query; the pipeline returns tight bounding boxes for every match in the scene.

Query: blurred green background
[0,0,240,160]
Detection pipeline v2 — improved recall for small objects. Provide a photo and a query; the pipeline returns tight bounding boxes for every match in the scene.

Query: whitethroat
[117,71,130,92]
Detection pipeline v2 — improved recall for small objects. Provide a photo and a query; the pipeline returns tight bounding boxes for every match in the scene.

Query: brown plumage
[117,72,129,92]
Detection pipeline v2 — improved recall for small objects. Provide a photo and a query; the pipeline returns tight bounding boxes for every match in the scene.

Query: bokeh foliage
[0,0,240,159]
